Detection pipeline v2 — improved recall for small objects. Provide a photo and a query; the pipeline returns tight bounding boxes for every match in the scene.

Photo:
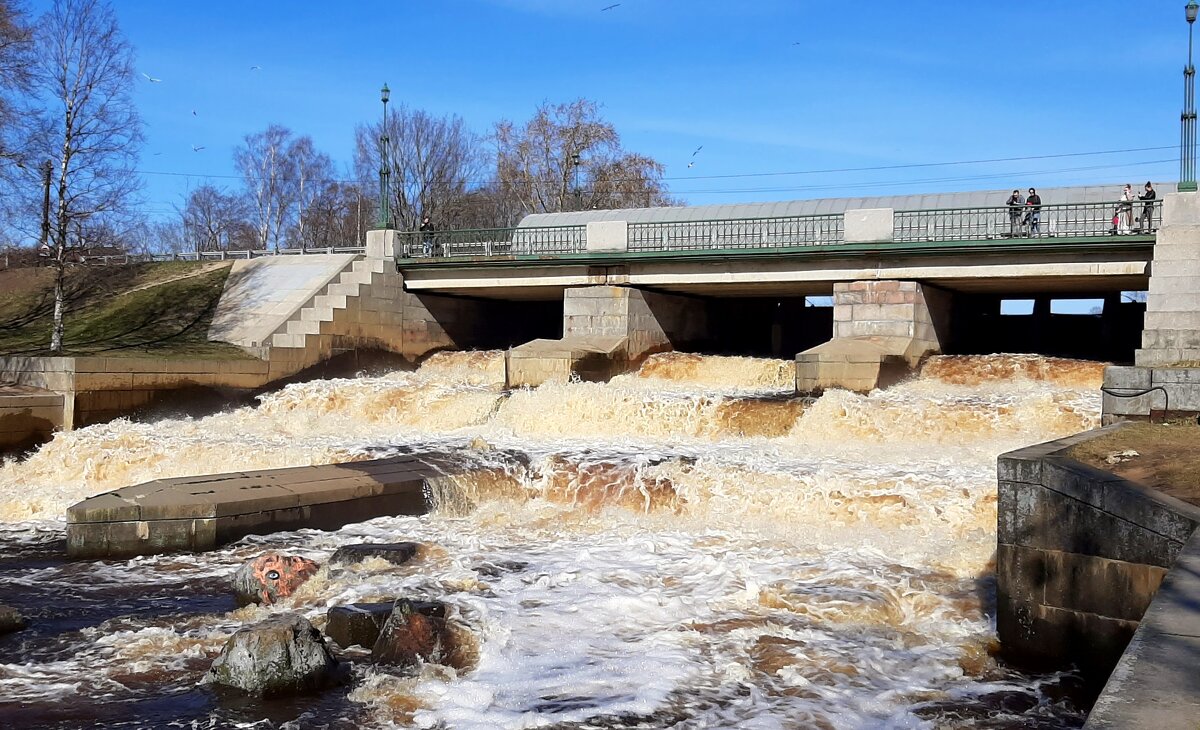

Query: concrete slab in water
[66,456,444,558]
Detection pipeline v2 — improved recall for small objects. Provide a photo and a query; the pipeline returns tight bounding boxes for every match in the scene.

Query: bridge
[182,183,1195,395]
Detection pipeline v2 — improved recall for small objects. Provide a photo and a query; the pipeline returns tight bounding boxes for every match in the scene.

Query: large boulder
[0,604,25,635]
[202,614,340,697]
[329,542,420,567]
[372,599,450,668]
[232,554,319,605]
[325,602,394,649]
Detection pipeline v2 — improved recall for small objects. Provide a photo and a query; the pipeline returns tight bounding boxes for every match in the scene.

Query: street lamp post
[378,83,392,227]
[571,153,582,210]
[1182,2,1199,192]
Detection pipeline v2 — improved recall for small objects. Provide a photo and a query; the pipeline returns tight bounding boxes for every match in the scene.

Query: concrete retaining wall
[997,427,1200,685]
[0,387,63,452]
[1103,365,1200,424]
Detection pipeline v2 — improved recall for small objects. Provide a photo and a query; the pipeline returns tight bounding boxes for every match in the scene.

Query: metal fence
[627,214,844,252]
[80,246,367,265]
[395,225,586,259]
[893,200,1163,243]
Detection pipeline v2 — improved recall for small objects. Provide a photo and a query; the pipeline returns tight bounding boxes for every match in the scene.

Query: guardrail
[893,200,1162,242]
[394,225,586,259]
[80,246,367,265]
[628,213,844,251]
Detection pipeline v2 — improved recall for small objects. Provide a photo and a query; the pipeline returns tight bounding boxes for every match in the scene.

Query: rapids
[0,351,1103,728]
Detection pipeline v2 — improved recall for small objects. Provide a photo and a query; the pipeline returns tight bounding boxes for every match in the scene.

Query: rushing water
[0,351,1104,729]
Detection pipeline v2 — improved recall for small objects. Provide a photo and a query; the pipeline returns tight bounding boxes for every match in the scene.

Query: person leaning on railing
[1137,181,1157,233]
[1005,189,1025,237]
[419,216,436,257]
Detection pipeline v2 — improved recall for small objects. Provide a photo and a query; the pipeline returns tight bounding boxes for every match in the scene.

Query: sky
[23,0,1194,222]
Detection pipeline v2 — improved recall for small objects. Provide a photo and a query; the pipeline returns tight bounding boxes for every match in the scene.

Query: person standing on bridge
[1137,181,1157,233]
[1024,188,1042,237]
[1006,189,1025,237]
[419,216,436,257]
[1117,184,1134,235]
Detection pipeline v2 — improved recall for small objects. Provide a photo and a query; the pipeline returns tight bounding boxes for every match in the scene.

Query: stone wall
[1137,191,1200,366]
[997,427,1200,683]
[0,356,271,431]
[0,387,63,452]
[1102,365,1200,424]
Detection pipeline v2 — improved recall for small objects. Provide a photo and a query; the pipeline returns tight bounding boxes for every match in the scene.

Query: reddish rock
[232,554,319,605]
[371,599,450,668]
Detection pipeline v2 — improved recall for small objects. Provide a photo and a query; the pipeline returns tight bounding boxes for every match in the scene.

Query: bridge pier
[507,286,707,387]
[795,280,952,393]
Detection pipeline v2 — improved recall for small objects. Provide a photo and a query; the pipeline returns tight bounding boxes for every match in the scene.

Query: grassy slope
[1067,421,1200,507]
[0,262,253,359]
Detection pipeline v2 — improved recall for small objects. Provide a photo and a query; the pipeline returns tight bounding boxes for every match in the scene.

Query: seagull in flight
[687,145,702,168]
[191,145,205,152]
[601,3,620,10]
[192,110,197,116]
[141,72,162,83]
[250,65,261,71]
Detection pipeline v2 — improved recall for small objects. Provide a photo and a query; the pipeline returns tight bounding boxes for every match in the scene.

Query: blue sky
[35,0,1192,220]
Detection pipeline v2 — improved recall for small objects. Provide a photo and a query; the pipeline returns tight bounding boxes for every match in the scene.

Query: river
[0,352,1102,729]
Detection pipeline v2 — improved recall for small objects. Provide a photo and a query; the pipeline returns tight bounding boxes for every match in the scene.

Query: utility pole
[378,83,392,228]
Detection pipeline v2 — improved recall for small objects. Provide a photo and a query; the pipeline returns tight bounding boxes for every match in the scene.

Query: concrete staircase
[254,256,398,370]
[1136,193,1200,366]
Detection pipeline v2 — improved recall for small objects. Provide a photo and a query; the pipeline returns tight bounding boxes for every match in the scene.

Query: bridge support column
[507,286,706,387]
[796,280,951,393]
[1136,192,1200,366]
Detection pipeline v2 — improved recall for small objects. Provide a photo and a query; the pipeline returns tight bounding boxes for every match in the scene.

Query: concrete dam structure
[202,184,1180,395]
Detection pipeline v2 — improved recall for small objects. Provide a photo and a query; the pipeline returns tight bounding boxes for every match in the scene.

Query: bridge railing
[79,246,368,265]
[627,213,844,252]
[395,225,587,258]
[893,200,1162,242]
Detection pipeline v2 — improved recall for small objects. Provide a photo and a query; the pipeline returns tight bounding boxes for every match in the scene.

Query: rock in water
[325,602,395,649]
[232,554,319,605]
[329,542,420,567]
[0,604,26,634]
[372,599,449,667]
[202,614,340,697]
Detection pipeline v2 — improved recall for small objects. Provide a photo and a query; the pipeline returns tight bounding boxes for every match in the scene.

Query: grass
[0,262,254,360]
[1067,421,1200,507]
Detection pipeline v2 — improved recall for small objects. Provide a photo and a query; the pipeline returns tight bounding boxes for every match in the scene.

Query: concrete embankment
[66,456,450,558]
[997,426,1200,727]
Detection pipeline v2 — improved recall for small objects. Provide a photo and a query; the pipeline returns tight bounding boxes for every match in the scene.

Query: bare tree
[354,105,484,230]
[297,180,370,248]
[0,0,33,166]
[33,0,142,353]
[289,135,333,246]
[181,184,249,251]
[234,123,294,252]
[494,99,673,221]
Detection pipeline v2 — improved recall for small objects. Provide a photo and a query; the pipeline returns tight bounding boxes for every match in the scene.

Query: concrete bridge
[186,183,1199,395]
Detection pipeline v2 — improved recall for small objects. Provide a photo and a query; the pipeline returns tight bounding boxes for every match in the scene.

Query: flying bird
[191,145,205,152]
[141,72,162,83]
[192,110,197,116]
[601,3,620,10]
[250,65,261,71]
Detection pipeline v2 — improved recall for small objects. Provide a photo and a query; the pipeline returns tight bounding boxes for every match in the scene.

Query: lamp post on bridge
[378,83,392,228]
[1181,2,1199,192]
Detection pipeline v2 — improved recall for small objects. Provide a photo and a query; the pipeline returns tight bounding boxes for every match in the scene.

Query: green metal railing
[893,200,1162,242]
[395,225,586,258]
[627,213,844,251]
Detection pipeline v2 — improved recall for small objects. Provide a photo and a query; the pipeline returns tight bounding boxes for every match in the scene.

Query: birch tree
[33,0,141,353]
[234,124,294,252]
